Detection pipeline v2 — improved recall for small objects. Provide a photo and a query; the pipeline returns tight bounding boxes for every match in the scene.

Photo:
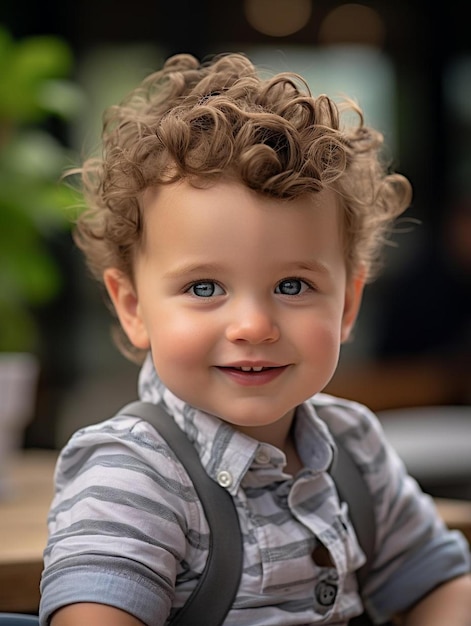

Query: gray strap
[121,401,242,626]
[329,437,376,590]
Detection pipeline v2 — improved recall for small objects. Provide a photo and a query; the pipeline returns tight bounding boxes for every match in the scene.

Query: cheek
[297,316,342,367]
[148,312,211,371]
[148,315,213,407]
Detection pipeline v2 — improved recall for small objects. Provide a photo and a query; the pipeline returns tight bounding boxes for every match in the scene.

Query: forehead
[142,179,341,227]
[139,181,342,255]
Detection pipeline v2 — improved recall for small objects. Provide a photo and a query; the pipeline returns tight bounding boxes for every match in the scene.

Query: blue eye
[275,279,309,295]
[189,281,224,297]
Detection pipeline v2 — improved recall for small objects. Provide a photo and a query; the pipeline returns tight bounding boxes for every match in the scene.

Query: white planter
[0,352,40,499]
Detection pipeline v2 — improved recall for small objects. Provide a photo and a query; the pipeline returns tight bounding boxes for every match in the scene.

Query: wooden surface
[0,449,470,614]
[0,449,57,612]
[435,499,471,544]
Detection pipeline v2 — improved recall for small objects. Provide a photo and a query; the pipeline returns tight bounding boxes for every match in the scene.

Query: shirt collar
[294,402,335,472]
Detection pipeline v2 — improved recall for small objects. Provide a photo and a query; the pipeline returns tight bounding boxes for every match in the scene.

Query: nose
[225,300,280,344]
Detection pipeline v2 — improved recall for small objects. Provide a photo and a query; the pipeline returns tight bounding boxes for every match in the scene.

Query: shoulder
[59,411,180,460]
[310,392,385,455]
[53,412,197,506]
[311,391,375,422]
[309,393,402,509]
[48,411,207,565]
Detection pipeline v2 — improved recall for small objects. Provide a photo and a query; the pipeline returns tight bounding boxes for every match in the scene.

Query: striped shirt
[40,356,470,625]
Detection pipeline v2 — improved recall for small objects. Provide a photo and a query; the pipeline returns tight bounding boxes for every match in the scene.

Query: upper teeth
[240,366,264,372]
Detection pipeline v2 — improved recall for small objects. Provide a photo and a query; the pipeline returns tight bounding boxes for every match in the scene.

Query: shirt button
[315,581,337,606]
[217,470,233,488]
[255,447,271,464]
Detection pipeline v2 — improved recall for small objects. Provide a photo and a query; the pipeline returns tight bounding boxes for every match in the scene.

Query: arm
[400,574,471,625]
[51,603,146,626]
[40,417,197,626]
[325,400,471,620]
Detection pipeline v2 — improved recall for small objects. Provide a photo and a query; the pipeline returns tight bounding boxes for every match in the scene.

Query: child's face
[105,180,364,433]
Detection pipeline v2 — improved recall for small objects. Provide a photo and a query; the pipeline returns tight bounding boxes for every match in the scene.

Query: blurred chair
[378,405,471,499]
[0,615,39,625]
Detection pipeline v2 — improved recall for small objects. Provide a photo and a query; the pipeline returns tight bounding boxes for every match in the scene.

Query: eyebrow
[282,260,331,275]
[162,262,224,280]
[163,259,330,279]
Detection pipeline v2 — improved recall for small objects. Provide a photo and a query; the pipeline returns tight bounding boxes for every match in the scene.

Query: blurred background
[0,0,469,458]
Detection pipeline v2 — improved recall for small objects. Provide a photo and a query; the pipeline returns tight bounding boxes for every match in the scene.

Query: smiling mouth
[217,364,288,386]
[223,365,282,373]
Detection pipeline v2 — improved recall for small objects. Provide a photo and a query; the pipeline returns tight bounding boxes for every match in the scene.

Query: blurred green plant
[0,25,84,352]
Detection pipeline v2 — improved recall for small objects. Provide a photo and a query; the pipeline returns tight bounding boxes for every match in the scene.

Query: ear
[103,268,150,350]
[340,271,365,343]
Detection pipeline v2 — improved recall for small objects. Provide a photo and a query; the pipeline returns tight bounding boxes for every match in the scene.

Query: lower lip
[217,366,287,386]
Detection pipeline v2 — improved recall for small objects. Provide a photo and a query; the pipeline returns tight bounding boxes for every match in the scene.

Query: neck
[233,407,296,448]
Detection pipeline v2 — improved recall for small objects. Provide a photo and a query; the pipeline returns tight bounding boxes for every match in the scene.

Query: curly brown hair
[73,52,412,359]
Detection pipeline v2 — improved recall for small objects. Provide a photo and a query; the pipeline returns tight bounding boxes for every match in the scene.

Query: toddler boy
[40,52,471,625]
